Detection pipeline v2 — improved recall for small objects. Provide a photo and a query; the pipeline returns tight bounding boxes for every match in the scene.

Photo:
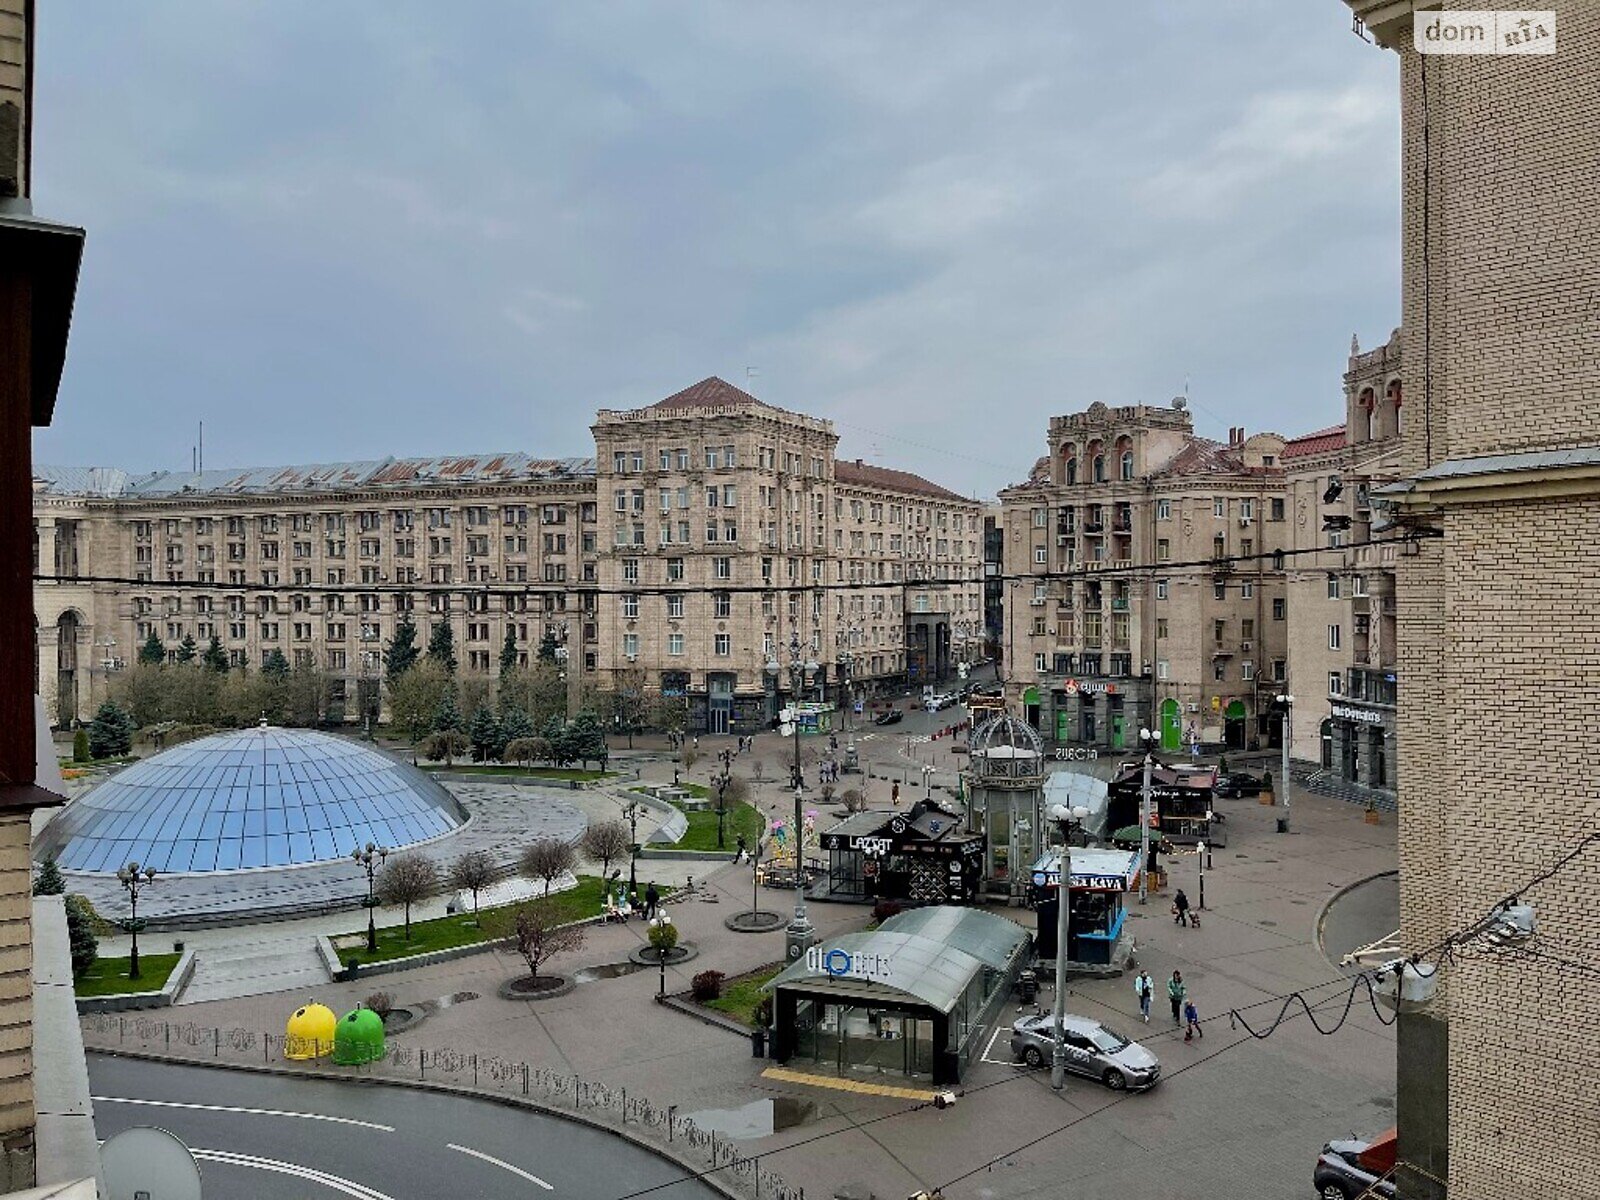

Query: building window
[1328,624,1342,650]
[1213,498,1225,518]
[1273,659,1286,681]
[714,592,732,618]
[666,595,684,618]
[1156,499,1171,520]
[667,557,684,581]
[1327,574,1340,600]
[1156,659,1169,679]
[714,557,732,580]
[1241,581,1254,598]
[1240,498,1255,520]
[668,633,684,655]
[623,633,639,658]
[1034,653,1047,672]
[1156,539,1170,561]
[1034,547,1047,564]
[1156,618,1169,639]
[714,633,731,656]
[1214,581,1226,600]
[1213,660,1227,681]
[1329,670,1343,695]
[1272,598,1286,620]
[622,594,639,619]
[1156,580,1168,600]
[1120,451,1134,480]
[1242,661,1255,680]
[623,558,639,582]
[1270,498,1285,521]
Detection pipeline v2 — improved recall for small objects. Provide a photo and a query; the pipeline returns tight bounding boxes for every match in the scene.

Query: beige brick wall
[1381,3,1600,1195]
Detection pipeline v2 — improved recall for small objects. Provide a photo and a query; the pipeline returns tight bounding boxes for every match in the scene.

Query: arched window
[1093,455,1105,483]
[1388,380,1403,437]
[1061,444,1077,486]
[1066,457,1077,485]
[1360,388,1376,441]
[1120,451,1134,481]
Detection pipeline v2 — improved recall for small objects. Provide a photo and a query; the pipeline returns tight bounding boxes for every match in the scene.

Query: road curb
[85,1047,747,1200]
[1314,868,1398,969]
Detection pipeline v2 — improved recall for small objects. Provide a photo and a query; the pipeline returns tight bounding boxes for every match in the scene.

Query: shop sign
[849,836,894,858]
[1331,703,1385,725]
[806,945,896,984]
[1052,747,1100,761]
[1063,679,1117,697]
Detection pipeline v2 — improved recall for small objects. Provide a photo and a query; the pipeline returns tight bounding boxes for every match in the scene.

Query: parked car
[1010,1014,1161,1091]
[1314,1134,1397,1199]
[873,709,904,726]
[1213,771,1265,798]
[926,692,961,712]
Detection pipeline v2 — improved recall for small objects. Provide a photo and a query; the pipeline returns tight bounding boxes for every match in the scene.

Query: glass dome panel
[38,726,467,874]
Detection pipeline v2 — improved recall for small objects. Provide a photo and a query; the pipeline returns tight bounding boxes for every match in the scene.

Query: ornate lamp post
[715,748,733,850]
[1136,726,1160,905]
[621,798,643,895]
[1275,693,1294,833]
[115,862,158,979]
[767,632,818,963]
[351,842,388,953]
[1047,804,1089,1091]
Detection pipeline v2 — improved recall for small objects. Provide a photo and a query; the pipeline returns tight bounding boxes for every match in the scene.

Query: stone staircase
[1291,762,1398,813]
[177,937,332,1005]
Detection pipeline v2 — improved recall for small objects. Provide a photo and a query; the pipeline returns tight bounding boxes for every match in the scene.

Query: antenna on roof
[199,420,204,473]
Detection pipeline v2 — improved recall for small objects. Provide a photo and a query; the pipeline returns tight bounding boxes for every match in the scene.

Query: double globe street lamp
[116,862,158,979]
[1047,803,1090,1092]
[766,631,818,963]
[352,842,388,953]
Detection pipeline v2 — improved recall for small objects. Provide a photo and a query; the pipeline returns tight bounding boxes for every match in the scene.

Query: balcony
[1110,597,1130,612]
[1083,520,1104,535]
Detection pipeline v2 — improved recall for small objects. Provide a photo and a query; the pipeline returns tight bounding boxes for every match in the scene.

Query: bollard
[621,1087,627,1123]
[523,1063,529,1095]
[472,1053,477,1086]
[215,1029,220,1057]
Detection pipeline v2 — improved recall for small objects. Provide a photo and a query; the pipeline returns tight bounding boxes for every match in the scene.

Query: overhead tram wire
[30,528,1443,601]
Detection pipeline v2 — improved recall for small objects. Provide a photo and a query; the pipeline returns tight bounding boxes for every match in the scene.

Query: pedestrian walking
[1167,970,1186,1023]
[734,833,748,864]
[1173,887,1191,927]
[693,735,700,751]
[1184,998,1203,1042]
[891,781,900,807]
[644,882,660,921]
[1134,970,1154,1023]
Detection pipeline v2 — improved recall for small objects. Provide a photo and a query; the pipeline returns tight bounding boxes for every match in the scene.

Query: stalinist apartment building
[1280,329,1403,805]
[998,401,1292,753]
[35,377,983,734]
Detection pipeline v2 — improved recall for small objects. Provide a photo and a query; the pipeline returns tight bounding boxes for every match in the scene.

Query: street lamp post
[622,799,642,895]
[351,842,388,953]
[115,862,158,979]
[767,632,818,963]
[1048,804,1090,1091]
[1197,839,1206,911]
[715,749,733,850]
[1136,727,1158,905]
[1275,693,1294,833]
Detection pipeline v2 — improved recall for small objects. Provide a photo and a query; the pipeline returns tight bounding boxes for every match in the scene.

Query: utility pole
[1137,728,1157,904]
[1049,804,1088,1091]
[1276,692,1294,833]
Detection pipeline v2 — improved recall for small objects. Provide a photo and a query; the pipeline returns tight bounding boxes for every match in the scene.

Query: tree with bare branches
[580,821,630,880]
[519,838,578,898]
[492,901,586,987]
[446,849,496,926]
[374,854,439,941]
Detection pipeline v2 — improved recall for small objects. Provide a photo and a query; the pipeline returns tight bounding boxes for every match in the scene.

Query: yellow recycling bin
[285,1001,338,1060]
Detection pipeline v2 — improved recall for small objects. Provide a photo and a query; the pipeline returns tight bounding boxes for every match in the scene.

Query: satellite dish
[1171,396,1187,410]
[779,723,795,738]
[101,1126,202,1200]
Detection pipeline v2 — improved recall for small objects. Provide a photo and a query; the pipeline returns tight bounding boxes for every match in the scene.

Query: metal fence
[81,1014,803,1200]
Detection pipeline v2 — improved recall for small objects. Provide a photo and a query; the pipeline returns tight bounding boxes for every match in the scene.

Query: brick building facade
[1341,3,1599,1196]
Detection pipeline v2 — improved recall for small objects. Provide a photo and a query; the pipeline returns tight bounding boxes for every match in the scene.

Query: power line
[30,529,1439,601]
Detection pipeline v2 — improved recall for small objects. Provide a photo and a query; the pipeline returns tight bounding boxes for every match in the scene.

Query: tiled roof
[1282,425,1347,460]
[1156,438,1243,477]
[834,459,969,502]
[36,455,596,499]
[648,376,766,411]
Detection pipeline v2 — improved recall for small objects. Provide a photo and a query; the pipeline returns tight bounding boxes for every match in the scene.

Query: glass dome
[37,725,467,874]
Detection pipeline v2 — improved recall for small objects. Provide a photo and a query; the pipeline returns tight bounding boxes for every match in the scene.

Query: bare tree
[842,788,868,813]
[580,821,630,880]
[519,838,578,898]
[491,901,586,986]
[722,774,751,807]
[375,854,440,941]
[681,745,701,771]
[750,760,766,784]
[446,849,497,926]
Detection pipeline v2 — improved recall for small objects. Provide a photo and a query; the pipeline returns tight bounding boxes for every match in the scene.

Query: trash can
[750,1028,767,1058]
[1276,818,1288,834]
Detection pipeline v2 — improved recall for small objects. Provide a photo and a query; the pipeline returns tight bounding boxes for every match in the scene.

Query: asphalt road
[88,1054,719,1200]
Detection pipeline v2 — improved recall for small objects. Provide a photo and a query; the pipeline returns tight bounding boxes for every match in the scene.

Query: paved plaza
[90,713,1399,1200]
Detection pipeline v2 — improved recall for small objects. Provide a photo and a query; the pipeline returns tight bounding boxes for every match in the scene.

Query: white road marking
[979,1023,1027,1067]
[191,1147,395,1200]
[448,1142,555,1190]
[92,1094,395,1132]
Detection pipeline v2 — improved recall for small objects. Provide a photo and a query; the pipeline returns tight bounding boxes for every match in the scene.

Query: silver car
[1009,1014,1161,1091]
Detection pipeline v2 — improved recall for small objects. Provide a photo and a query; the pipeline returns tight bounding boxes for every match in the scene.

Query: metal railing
[81,1015,803,1200]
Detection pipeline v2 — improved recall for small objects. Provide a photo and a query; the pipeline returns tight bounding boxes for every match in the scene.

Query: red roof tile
[648,376,766,411]
[835,459,969,502]
[1282,425,1347,460]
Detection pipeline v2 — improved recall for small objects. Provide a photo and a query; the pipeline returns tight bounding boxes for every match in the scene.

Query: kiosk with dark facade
[813,799,984,904]
[1106,762,1225,847]
[766,907,1031,1085]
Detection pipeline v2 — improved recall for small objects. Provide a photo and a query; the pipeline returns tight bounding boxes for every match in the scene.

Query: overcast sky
[32,1,1400,498]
